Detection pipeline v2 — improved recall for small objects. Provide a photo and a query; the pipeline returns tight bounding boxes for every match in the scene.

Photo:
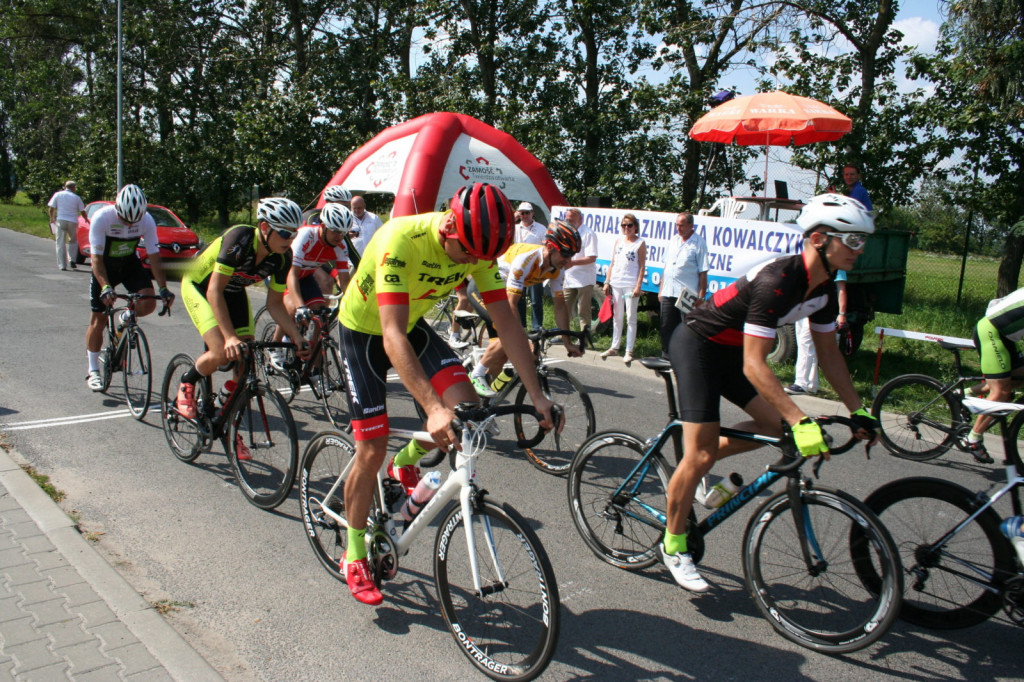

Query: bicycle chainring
[369,527,398,582]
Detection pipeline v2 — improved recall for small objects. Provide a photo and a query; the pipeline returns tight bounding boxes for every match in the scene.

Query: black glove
[850,407,878,439]
[159,287,175,305]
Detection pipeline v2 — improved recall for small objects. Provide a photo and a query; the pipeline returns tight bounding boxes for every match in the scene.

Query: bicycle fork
[787,480,828,577]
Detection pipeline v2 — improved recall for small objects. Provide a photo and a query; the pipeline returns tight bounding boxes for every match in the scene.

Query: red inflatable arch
[320,112,565,218]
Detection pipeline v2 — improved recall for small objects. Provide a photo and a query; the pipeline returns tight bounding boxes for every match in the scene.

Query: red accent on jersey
[377,291,409,306]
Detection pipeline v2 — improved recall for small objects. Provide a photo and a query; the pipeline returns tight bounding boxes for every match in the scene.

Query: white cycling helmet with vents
[115,184,147,224]
[257,197,303,230]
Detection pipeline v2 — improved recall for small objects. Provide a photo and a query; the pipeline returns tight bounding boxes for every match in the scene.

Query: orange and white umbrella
[689,91,851,146]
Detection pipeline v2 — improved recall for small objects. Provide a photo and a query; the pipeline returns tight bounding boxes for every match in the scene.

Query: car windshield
[86,203,108,219]
[148,207,184,228]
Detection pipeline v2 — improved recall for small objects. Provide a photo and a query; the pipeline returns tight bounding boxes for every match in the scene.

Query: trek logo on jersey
[380,252,406,268]
[421,260,441,269]
[417,272,464,286]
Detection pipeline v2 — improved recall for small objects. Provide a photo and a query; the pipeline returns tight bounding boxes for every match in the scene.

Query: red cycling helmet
[448,183,515,260]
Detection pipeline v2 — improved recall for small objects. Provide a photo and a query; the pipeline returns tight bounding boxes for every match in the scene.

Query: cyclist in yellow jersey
[468,219,584,396]
[337,183,560,606]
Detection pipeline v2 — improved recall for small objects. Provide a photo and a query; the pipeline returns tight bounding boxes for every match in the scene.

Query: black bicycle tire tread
[513,367,596,476]
[123,326,152,420]
[228,383,299,510]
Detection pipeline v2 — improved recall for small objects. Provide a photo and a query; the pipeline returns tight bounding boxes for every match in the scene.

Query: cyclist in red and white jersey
[268,202,353,369]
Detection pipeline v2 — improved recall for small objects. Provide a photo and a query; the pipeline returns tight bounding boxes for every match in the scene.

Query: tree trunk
[997,234,1024,297]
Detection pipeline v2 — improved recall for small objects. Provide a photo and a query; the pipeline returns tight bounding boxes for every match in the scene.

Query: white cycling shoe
[659,544,710,593]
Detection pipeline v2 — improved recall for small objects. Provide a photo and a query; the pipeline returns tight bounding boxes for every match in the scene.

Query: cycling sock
[968,431,984,444]
[87,351,101,372]
[471,363,488,380]
[663,530,688,555]
[346,527,368,561]
[393,439,428,467]
[181,365,203,385]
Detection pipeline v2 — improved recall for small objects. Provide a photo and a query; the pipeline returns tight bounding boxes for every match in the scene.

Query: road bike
[870,339,992,460]
[567,356,903,654]
[299,403,560,681]
[97,292,170,420]
[258,296,349,429]
[860,395,1024,629]
[420,323,596,476]
[159,340,299,510]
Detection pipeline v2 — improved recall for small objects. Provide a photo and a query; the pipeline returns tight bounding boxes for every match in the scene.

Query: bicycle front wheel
[318,341,350,430]
[122,326,152,419]
[871,374,961,460]
[743,487,902,654]
[860,476,1014,629]
[567,431,670,569]
[228,384,299,510]
[514,367,596,476]
[434,499,559,682]
[258,321,299,403]
[299,431,364,581]
[160,353,206,463]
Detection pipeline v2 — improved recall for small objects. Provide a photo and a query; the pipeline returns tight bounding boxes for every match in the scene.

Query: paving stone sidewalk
[0,448,223,681]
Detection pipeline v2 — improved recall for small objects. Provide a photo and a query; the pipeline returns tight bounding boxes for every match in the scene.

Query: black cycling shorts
[338,319,468,441]
[669,323,758,423]
[89,257,152,313]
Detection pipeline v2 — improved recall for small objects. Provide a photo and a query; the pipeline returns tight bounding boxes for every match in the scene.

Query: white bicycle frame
[313,419,507,595]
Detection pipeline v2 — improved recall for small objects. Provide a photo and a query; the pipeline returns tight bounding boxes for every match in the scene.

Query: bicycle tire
[871,374,962,460]
[567,431,671,569]
[299,431,367,581]
[513,367,595,476]
[425,293,456,336]
[258,321,299,404]
[253,305,273,342]
[318,341,350,430]
[434,499,560,681]
[160,353,206,463]
[860,476,1015,629]
[743,486,902,654]
[122,326,152,419]
[228,383,299,510]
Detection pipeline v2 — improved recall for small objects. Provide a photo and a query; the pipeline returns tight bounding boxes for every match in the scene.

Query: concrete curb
[0,448,223,682]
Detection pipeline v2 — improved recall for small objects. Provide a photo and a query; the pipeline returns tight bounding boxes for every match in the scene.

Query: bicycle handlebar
[105,293,172,317]
[767,415,863,475]
[526,327,591,350]
[418,402,563,466]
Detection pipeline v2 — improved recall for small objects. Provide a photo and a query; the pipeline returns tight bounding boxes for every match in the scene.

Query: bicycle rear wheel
[514,367,595,476]
[743,487,902,654]
[871,374,962,460]
[228,384,299,510]
[434,499,559,682]
[859,476,1014,629]
[122,326,152,419]
[160,353,207,463]
[567,431,670,569]
[299,431,362,581]
[318,341,350,430]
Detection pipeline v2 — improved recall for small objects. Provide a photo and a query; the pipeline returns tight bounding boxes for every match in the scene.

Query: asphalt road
[1,227,1019,681]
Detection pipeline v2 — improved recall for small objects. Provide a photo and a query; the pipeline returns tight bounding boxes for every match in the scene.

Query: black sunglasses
[271,227,297,239]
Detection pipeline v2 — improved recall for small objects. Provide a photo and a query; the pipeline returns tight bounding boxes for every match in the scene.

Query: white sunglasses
[825,232,869,250]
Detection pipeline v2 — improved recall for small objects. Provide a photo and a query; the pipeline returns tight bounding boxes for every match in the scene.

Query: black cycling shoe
[960,437,995,464]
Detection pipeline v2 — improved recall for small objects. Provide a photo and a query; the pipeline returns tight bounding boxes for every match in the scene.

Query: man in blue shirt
[843,164,873,211]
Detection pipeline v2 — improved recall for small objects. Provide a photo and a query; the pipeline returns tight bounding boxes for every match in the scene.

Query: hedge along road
[0,226,1017,681]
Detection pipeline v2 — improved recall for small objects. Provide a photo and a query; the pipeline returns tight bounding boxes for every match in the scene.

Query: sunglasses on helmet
[825,231,869,250]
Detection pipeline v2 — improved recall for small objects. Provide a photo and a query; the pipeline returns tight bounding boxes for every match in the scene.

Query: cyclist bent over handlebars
[336,182,560,606]
[175,198,311,430]
[663,194,879,593]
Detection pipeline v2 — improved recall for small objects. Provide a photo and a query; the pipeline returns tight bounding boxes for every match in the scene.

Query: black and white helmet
[115,184,147,224]
[320,203,354,234]
[257,197,302,230]
[796,193,875,234]
[323,185,352,203]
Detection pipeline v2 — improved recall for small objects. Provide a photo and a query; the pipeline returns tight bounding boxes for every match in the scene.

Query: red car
[77,201,202,266]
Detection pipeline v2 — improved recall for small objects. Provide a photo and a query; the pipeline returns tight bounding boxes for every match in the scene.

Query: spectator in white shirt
[561,208,598,332]
[48,180,88,271]
[658,212,708,355]
[349,194,384,255]
[515,201,547,330]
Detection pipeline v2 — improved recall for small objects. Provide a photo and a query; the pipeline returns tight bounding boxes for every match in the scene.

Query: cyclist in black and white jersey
[85,184,174,391]
[661,193,880,592]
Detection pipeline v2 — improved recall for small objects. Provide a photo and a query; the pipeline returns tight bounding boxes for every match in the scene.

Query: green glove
[792,418,829,457]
